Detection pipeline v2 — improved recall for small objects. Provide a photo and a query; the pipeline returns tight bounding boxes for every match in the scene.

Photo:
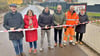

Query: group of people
[3,4,89,56]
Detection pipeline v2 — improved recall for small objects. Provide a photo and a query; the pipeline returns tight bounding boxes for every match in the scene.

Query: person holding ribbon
[3,4,25,56]
[63,5,79,46]
[53,5,66,48]
[75,9,89,45]
[24,10,38,54]
[38,7,54,52]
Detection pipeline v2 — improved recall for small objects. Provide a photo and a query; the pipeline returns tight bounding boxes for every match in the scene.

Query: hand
[51,26,54,28]
[57,24,60,26]
[18,28,23,32]
[78,22,81,24]
[10,28,15,32]
[10,28,14,31]
[45,25,48,29]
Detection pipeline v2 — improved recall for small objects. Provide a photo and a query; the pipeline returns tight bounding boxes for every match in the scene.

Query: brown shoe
[54,43,57,47]
[79,42,83,45]
[21,52,26,56]
[59,44,63,48]
[75,41,79,44]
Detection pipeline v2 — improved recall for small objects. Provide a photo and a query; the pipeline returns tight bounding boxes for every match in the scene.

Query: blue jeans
[29,41,37,49]
[11,39,23,55]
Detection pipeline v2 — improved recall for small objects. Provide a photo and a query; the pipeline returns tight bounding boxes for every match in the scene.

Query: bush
[0,0,9,13]
[0,5,9,13]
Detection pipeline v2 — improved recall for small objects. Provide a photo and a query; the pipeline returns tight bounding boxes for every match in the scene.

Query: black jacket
[38,9,54,30]
[75,13,89,33]
[3,11,24,40]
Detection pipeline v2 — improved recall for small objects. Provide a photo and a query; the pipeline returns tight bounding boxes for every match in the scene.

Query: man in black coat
[38,7,54,51]
[75,9,89,45]
[3,4,25,56]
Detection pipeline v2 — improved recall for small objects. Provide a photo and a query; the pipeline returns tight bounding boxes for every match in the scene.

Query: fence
[39,2,86,12]
[39,2,100,13]
[87,4,100,12]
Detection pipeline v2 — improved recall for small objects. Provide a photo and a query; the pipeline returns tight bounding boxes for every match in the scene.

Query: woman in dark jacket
[75,9,89,45]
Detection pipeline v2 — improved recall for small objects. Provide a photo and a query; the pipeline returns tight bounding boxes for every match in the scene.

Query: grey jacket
[3,11,24,40]
[53,10,66,30]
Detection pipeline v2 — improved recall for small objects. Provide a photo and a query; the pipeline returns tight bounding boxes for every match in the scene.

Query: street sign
[73,4,87,14]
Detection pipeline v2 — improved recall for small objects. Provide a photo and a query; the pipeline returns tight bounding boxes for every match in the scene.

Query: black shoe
[69,42,75,46]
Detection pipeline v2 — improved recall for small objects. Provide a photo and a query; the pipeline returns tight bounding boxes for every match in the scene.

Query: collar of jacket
[68,10,76,15]
[42,9,50,15]
[54,10,63,15]
[9,10,17,14]
[79,13,86,16]
[24,15,33,20]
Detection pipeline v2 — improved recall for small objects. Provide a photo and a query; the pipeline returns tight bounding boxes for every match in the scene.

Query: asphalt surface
[0,5,88,56]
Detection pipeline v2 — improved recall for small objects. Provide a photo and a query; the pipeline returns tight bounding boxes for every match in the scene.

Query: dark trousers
[76,32,83,42]
[54,28,62,44]
[29,41,37,49]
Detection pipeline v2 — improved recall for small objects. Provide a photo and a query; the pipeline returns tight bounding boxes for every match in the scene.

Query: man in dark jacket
[3,4,25,56]
[38,7,54,51]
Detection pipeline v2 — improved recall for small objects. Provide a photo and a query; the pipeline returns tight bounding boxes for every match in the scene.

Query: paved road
[0,5,87,56]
